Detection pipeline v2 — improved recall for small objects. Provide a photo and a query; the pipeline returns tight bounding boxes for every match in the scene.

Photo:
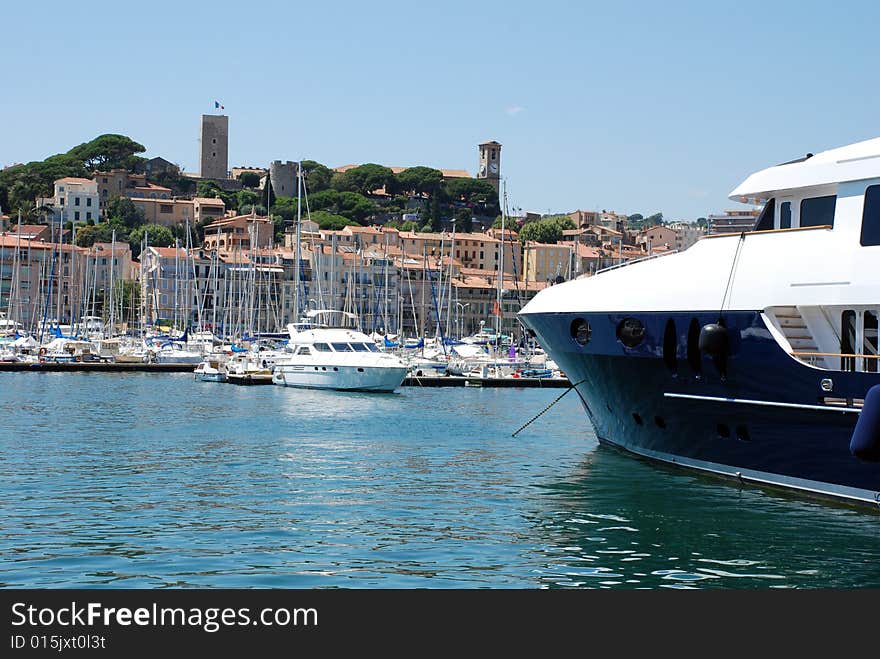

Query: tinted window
[365,343,379,352]
[865,311,878,373]
[800,195,836,228]
[780,201,792,229]
[313,342,330,352]
[331,342,354,352]
[860,185,880,246]
[841,310,856,372]
[350,343,369,352]
[753,198,775,231]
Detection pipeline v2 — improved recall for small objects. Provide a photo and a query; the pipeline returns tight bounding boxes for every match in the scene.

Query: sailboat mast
[497,181,506,343]
[293,162,302,323]
[109,229,116,337]
[445,219,455,338]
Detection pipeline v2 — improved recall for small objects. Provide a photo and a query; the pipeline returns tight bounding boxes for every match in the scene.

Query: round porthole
[570,318,592,346]
[617,317,645,348]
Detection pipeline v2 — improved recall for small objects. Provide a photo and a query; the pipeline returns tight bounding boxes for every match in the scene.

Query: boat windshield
[350,343,369,352]
[331,342,354,352]
[313,342,331,352]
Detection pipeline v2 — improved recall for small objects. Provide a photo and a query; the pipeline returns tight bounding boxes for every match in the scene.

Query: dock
[0,362,571,388]
[0,362,196,373]
[403,375,570,388]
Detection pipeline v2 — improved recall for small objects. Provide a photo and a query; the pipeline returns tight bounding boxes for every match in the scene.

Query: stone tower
[269,161,298,197]
[477,140,502,192]
[200,114,229,180]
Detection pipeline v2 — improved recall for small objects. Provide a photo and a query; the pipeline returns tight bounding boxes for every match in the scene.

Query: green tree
[261,174,276,209]
[197,180,220,198]
[332,163,395,196]
[237,189,259,209]
[271,196,298,221]
[396,166,444,196]
[518,217,574,244]
[336,191,376,222]
[237,171,261,188]
[454,207,473,233]
[74,221,129,247]
[67,134,146,171]
[307,189,339,211]
[129,224,175,258]
[105,196,145,229]
[309,210,361,230]
[301,160,333,192]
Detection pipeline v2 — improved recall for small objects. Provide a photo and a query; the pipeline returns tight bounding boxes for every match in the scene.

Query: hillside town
[0,114,759,341]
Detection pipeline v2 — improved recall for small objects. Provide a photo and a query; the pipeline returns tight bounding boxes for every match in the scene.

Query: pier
[0,361,571,387]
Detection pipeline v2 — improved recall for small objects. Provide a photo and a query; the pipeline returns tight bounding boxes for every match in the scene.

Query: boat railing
[594,249,678,276]
[790,351,880,372]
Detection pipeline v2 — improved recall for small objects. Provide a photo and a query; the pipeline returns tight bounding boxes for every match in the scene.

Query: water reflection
[528,445,880,588]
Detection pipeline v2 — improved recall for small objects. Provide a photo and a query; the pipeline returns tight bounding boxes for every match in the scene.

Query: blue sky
[3,0,879,220]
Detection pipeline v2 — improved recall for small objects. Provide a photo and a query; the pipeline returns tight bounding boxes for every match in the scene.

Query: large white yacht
[519,136,880,507]
[272,310,408,392]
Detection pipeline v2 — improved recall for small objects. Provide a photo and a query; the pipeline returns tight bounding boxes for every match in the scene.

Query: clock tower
[477,140,502,193]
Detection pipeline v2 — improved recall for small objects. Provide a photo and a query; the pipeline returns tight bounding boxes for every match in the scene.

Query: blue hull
[521,310,880,506]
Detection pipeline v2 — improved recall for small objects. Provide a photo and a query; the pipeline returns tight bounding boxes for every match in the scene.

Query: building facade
[38,178,100,224]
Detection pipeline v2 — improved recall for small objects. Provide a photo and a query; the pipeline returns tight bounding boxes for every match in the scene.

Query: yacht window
[753,198,775,231]
[859,185,880,246]
[313,342,331,352]
[331,342,354,352]
[865,311,878,373]
[800,195,836,228]
[296,346,312,356]
[779,201,792,230]
[365,343,379,352]
[841,310,856,372]
[350,343,369,352]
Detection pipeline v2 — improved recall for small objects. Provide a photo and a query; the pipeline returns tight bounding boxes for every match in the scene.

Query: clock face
[489,162,498,174]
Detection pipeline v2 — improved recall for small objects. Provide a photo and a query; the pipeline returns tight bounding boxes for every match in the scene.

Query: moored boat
[519,136,880,507]
[272,310,408,392]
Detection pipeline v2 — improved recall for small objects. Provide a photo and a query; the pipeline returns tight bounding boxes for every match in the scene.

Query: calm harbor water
[1,372,878,589]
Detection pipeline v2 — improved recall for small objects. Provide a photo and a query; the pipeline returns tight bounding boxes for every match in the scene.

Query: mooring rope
[512,377,587,437]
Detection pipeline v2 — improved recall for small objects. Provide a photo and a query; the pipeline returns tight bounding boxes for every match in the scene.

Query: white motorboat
[272,310,408,392]
[194,357,227,382]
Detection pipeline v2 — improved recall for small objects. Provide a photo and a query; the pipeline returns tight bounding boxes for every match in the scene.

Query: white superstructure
[522,136,880,369]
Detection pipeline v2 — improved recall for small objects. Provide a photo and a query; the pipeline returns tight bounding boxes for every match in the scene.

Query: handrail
[703,224,832,240]
[791,351,880,360]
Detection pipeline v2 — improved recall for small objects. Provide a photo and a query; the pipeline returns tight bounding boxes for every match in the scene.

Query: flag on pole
[492,300,502,317]
[214,100,224,110]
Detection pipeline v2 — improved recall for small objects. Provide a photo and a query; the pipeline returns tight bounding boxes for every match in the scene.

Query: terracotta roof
[56,177,95,185]
[150,246,188,258]
[204,214,272,227]
[193,197,226,205]
[0,235,85,251]
[131,183,172,193]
